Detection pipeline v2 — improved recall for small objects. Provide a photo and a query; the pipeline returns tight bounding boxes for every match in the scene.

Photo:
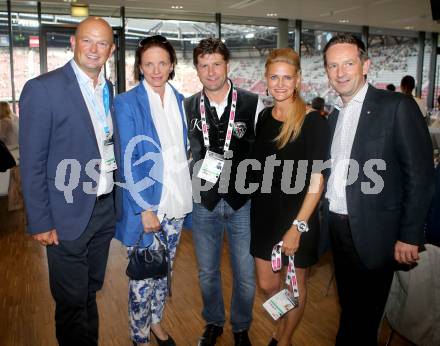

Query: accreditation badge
[197,150,224,184]
[262,241,300,320]
[263,289,297,320]
[102,134,117,172]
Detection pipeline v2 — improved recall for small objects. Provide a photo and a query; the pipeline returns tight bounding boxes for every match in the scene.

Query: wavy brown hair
[265,48,307,149]
[0,101,13,120]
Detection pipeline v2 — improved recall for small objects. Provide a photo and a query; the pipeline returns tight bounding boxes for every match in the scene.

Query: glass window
[300,29,342,107]
[10,11,40,104]
[300,29,420,110]
[124,18,218,95]
[368,34,419,95]
[0,12,12,102]
[221,23,277,97]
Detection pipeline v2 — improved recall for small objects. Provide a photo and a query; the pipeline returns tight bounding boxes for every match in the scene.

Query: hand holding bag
[126,230,173,295]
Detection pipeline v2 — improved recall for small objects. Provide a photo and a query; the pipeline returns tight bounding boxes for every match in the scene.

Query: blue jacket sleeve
[114,95,162,215]
[19,78,55,234]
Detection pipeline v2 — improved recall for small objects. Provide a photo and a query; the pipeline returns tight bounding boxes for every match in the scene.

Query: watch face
[295,220,309,232]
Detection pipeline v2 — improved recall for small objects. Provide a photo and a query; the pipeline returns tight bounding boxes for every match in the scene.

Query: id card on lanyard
[262,241,300,320]
[87,83,117,173]
[197,85,237,184]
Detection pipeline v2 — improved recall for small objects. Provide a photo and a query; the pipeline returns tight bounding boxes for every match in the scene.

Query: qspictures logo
[53,135,386,207]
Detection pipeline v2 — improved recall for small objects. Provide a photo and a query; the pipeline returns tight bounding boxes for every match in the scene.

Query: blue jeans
[192,199,255,332]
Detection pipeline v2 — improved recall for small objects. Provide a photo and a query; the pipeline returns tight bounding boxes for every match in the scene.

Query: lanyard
[271,241,300,301]
[199,85,237,156]
[84,81,111,136]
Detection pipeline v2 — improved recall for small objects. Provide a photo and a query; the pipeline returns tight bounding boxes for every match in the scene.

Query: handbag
[126,230,172,295]
[0,140,16,172]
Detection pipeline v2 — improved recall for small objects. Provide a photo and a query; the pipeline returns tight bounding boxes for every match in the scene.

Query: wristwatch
[293,219,309,233]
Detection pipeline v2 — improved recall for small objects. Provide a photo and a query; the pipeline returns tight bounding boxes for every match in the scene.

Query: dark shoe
[151,330,176,346]
[234,330,251,346]
[198,324,223,346]
[268,338,278,346]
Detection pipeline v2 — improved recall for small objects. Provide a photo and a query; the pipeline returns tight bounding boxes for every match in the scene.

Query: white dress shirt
[326,82,369,214]
[71,59,114,196]
[143,80,192,219]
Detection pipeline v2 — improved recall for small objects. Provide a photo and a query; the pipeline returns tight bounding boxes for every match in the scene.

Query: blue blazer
[114,82,187,247]
[19,62,119,240]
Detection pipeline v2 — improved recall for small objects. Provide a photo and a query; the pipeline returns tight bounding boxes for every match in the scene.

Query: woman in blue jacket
[114,35,192,346]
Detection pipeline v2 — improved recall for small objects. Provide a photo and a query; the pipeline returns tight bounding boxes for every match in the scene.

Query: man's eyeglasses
[138,35,169,47]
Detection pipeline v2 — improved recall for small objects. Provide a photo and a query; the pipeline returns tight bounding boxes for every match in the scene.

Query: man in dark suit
[323,33,434,345]
[19,17,117,346]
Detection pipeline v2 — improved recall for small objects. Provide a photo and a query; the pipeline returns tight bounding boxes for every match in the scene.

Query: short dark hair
[386,84,396,91]
[323,33,368,66]
[311,97,325,111]
[134,35,177,82]
[400,75,415,93]
[193,38,230,66]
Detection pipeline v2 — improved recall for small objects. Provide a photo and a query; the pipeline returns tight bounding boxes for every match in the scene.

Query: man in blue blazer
[323,33,434,346]
[19,17,117,346]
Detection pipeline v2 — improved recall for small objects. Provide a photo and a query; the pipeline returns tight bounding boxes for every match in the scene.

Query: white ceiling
[17,0,440,33]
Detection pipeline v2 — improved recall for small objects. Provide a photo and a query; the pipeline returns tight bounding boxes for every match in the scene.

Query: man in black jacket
[323,33,434,345]
[185,38,263,346]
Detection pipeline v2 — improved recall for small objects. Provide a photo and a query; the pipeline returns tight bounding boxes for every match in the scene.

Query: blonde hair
[265,48,307,149]
[0,101,13,120]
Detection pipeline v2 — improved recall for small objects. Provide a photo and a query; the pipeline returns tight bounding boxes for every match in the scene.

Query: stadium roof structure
[5,0,438,33]
[0,10,425,56]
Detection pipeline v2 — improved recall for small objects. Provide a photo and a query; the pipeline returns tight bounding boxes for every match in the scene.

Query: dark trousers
[329,212,393,346]
[46,194,115,346]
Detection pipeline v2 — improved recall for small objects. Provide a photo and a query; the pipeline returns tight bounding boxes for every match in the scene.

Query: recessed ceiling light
[71,4,88,16]
[339,19,349,23]
[404,26,414,30]
[266,13,278,17]
[171,5,183,9]
[63,0,77,2]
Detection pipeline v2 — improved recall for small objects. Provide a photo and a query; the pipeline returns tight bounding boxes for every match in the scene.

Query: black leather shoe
[268,337,278,346]
[234,330,252,346]
[198,324,223,346]
[151,330,176,346]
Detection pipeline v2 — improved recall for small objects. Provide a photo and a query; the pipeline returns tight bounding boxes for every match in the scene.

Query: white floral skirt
[127,217,183,344]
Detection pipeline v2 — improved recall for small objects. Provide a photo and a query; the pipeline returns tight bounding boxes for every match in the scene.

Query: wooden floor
[0,199,413,346]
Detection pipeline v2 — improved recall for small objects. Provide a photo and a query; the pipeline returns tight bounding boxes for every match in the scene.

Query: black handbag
[126,230,172,295]
[0,140,16,172]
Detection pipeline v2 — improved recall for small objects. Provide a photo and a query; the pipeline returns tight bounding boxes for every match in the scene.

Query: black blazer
[325,85,434,269]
